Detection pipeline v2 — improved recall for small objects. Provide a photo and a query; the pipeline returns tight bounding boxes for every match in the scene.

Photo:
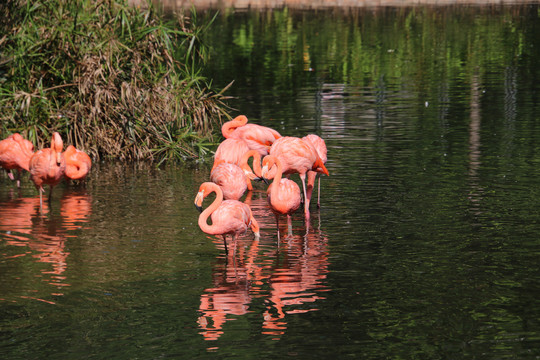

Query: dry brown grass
[0,0,229,162]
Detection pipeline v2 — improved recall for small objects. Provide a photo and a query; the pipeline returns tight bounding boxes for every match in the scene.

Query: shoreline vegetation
[0,0,229,164]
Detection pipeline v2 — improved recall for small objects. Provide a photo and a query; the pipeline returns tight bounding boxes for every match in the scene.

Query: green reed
[0,0,229,162]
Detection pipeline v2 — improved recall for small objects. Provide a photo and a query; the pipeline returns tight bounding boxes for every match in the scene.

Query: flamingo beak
[194,191,204,213]
[260,164,271,184]
[56,153,62,166]
[257,176,269,184]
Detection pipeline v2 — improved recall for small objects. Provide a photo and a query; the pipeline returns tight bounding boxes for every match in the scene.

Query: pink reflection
[198,237,260,341]
[0,191,92,296]
[60,192,92,233]
[262,229,330,339]
[198,223,330,342]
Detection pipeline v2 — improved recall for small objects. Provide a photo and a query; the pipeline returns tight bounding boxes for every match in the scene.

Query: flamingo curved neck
[241,150,262,176]
[269,157,283,197]
[198,184,224,235]
[47,150,63,179]
[66,162,89,180]
[222,115,248,138]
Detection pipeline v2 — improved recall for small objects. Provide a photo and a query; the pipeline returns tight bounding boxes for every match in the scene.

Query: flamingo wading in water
[29,132,66,209]
[268,136,329,220]
[212,138,251,171]
[64,145,92,182]
[262,155,301,238]
[195,182,260,255]
[222,115,281,156]
[302,134,328,209]
[0,133,35,187]
[210,150,263,200]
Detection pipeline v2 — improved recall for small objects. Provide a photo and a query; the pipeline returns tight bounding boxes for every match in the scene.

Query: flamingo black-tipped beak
[256,176,269,184]
[195,204,203,213]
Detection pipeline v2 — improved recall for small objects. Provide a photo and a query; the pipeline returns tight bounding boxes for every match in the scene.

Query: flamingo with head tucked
[29,132,66,209]
[268,136,329,221]
[64,145,92,182]
[302,134,327,209]
[195,182,260,255]
[222,115,281,156]
[210,150,263,200]
[0,133,35,187]
[262,155,301,238]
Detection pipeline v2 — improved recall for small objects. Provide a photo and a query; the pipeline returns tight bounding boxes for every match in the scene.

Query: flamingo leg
[305,171,315,208]
[222,235,229,255]
[317,176,321,208]
[38,186,44,211]
[287,214,293,237]
[275,213,281,242]
[299,173,310,221]
[48,186,54,202]
[244,190,253,206]
[15,170,22,188]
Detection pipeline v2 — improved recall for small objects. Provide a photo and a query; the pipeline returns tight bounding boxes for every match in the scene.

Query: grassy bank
[0,0,229,163]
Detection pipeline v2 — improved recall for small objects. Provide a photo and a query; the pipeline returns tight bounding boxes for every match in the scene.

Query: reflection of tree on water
[197,224,330,342]
[0,191,92,299]
[468,73,482,216]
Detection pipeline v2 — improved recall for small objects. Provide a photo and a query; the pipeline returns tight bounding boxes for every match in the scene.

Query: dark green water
[2,3,540,359]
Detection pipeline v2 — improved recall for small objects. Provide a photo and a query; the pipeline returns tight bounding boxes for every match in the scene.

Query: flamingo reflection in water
[197,235,262,341]
[0,191,92,301]
[261,228,330,339]
[197,222,330,342]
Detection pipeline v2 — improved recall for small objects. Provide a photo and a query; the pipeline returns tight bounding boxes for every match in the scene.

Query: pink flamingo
[262,155,301,238]
[63,145,92,182]
[222,115,281,156]
[0,133,35,187]
[29,132,66,209]
[302,134,327,208]
[210,150,263,200]
[195,182,260,255]
[268,136,329,220]
[212,138,251,171]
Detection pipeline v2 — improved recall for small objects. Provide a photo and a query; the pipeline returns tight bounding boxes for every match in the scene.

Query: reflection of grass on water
[0,0,228,163]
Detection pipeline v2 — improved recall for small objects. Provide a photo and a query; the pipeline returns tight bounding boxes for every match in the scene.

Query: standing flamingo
[210,150,263,200]
[195,182,260,255]
[29,132,66,209]
[0,133,35,187]
[222,115,281,156]
[64,145,92,182]
[262,155,301,238]
[212,138,251,171]
[268,136,329,220]
[302,134,328,209]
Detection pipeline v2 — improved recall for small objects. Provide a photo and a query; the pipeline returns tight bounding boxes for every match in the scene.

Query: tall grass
[0,0,229,162]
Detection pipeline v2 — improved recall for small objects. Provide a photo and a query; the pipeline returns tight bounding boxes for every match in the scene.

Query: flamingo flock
[0,132,92,209]
[1,120,327,253]
[195,115,329,253]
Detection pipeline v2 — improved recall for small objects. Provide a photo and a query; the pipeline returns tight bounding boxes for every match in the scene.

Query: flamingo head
[261,155,278,182]
[194,189,205,213]
[194,182,220,213]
